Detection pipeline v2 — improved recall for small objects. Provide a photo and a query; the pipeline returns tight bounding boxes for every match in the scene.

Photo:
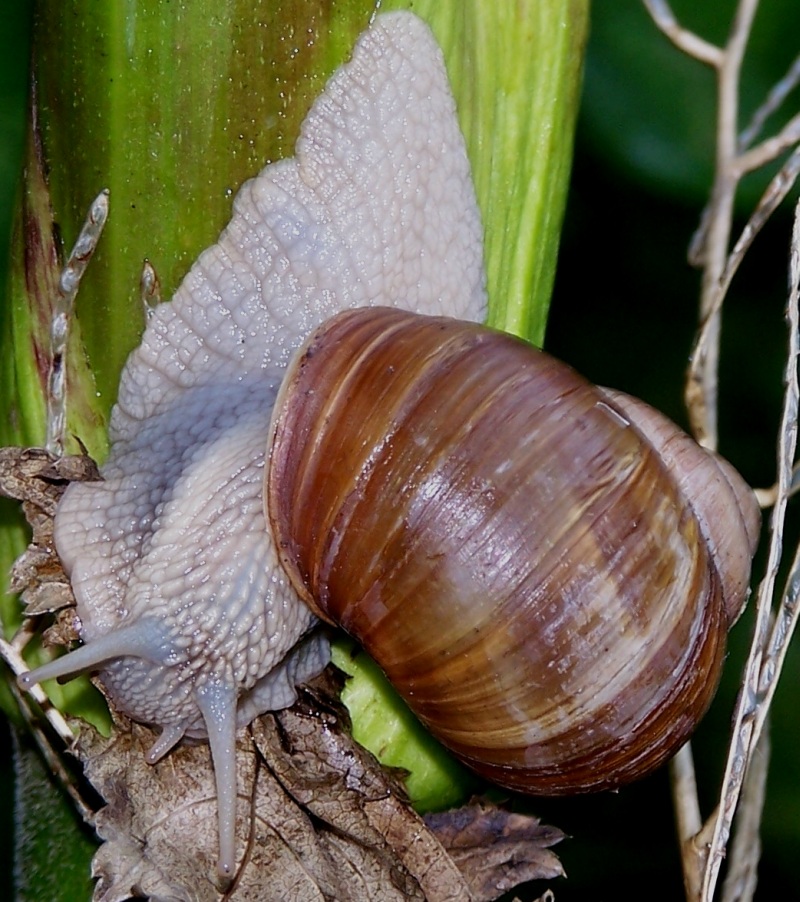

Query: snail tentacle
[18,619,171,688]
[145,723,187,765]
[195,677,239,880]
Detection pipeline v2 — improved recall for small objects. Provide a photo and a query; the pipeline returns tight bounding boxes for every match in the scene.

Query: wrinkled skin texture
[21,11,487,877]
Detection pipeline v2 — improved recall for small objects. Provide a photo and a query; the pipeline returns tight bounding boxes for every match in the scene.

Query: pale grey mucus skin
[20,11,487,878]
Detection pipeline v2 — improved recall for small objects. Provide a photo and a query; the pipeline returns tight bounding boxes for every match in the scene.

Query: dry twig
[643,2,800,900]
[45,189,108,456]
[702,198,800,902]
[739,52,800,151]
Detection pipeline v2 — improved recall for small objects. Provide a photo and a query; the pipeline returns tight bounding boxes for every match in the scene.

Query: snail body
[19,12,485,878]
[267,306,759,793]
[16,8,759,883]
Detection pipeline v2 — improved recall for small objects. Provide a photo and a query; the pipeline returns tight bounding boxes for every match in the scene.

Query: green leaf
[1,123,115,729]
[32,0,381,408]
[12,726,96,901]
[380,0,588,344]
[333,640,479,812]
[29,0,588,413]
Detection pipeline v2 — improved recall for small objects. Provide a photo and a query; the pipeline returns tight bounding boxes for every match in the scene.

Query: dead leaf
[77,684,460,902]
[253,679,470,901]
[72,677,564,902]
[1,446,99,614]
[0,446,100,509]
[254,678,564,901]
[78,722,225,902]
[424,804,566,901]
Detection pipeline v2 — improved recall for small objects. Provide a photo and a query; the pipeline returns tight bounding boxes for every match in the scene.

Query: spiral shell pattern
[268,307,758,793]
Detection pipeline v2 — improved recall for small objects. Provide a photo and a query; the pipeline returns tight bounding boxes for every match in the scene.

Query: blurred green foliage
[1,4,33,896]
[2,0,800,899]
[0,6,30,301]
[583,0,800,207]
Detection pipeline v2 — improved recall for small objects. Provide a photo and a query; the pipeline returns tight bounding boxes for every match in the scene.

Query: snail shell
[267,306,760,794]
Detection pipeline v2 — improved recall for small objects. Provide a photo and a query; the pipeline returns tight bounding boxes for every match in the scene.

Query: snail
[16,8,760,883]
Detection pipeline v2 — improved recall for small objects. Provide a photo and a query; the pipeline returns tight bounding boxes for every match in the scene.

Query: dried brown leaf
[425,804,565,901]
[253,680,471,901]
[72,678,564,902]
[0,446,100,509]
[78,722,226,902]
[76,706,444,902]
[1,446,99,613]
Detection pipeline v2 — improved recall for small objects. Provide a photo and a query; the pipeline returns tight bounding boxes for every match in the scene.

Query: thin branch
[46,189,109,457]
[720,727,769,902]
[644,4,771,895]
[687,0,760,449]
[700,196,800,902]
[739,52,800,151]
[692,42,800,267]
[756,460,800,507]
[672,743,703,899]
[753,546,800,743]
[10,690,95,825]
[716,0,761,186]
[2,630,99,823]
[687,146,800,459]
[671,743,702,841]
[688,201,716,269]
[734,111,800,177]
[642,2,800,899]
[641,0,723,67]
[0,635,75,745]
[726,147,800,281]
[752,322,800,742]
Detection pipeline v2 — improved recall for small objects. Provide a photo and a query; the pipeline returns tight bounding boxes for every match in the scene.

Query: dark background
[543,1,800,898]
[2,1,799,898]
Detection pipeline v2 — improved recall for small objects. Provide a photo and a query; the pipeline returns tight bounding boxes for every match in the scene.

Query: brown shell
[267,307,759,795]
